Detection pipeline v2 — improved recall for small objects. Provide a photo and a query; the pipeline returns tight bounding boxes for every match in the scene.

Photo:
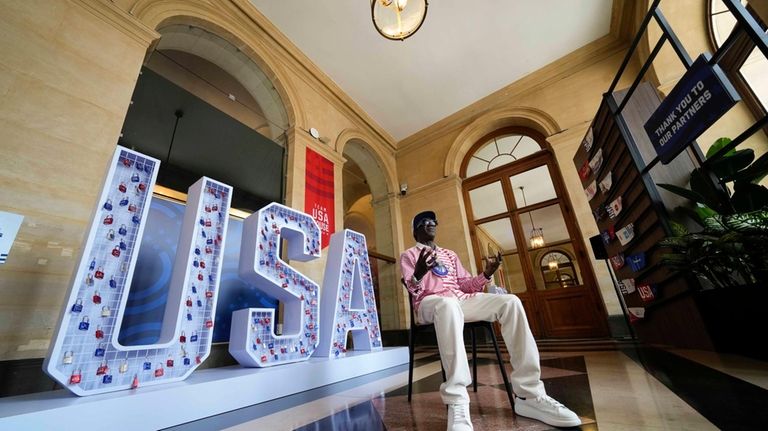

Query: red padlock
[95,268,105,279]
[112,247,121,257]
[205,218,212,227]
[92,291,102,304]
[197,272,204,281]
[179,331,186,343]
[103,214,114,225]
[205,205,211,213]
[122,158,132,167]
[205,289,213,298]
[95,325,104,339]
[195,355,201,364]
[199,260,206,269]
[131,374,140,389]
[260,355,267,363]
[96,362,108,376]
[70,369,82,384]
[128,204,137,212]
[205,320,213,328]
[138,183,146,192]
[166,357,174,367]
[186,296,193,307]
[205,246,212,254]
[154,364,164,377]
[119,183,127,193]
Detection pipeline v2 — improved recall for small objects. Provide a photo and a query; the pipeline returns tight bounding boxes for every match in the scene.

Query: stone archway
[340,136,404,331]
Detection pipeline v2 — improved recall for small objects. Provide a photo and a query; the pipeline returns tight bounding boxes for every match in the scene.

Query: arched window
[539,250,579,289]
[464,133,543,178]
[708,0,768,126]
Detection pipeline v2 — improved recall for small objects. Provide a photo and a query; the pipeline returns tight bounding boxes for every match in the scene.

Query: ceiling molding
[227,0,398,150]
[396,34,628,154]
[74,0,160,47]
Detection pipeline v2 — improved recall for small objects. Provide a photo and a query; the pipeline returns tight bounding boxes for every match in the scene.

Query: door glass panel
[531,243,584,290]
[518,203,571,248]
[500,253,527,294]
[475,218,516,253]
[468,181,506,220]
[510,165,556,208]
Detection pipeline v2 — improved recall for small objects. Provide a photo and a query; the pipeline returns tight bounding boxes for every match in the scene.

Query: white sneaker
[447,403,473,431]
[514,394,581,427]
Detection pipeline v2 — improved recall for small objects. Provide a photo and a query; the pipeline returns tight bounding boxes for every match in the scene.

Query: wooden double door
[462,149,609,339]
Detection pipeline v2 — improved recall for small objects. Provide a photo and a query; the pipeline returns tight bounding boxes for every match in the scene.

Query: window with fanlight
[708,0,768,128]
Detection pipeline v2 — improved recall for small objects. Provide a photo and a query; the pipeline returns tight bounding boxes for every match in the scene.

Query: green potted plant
[658,137,768,288]
[657,137,768,360]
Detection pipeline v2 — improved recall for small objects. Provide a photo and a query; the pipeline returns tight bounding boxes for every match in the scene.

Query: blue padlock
[144,163,151,173]
[79,316,90,330]
[196,299,202,307]
[118,224,127,236]
[136,162,143,171]
[187,310,192,321]
[119,197,129,207]
[89,258,96,270]
[190,332,198,342]
[95,344,105,357]
[201,230,207,238]
[102,374,113,384]
[103,199,113,211]
[131,173,140,183]
[119,240,127,251]
[183,357,191,366]
[194,247,201,256]
[132,215,140,224]
[193,259,199,268]
[207,238,213,245]
[199,217,205,226]
[143,361,152,370]
[109,277,117,288]
[191,285,197,294]
[71,298,83,313]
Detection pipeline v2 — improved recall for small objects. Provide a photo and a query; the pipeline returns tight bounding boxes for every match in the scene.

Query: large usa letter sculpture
[317,230,382,357]
[43,146,232,395]
[229,203,321,366]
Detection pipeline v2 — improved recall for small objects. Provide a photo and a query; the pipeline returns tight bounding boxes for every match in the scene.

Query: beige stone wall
[0,0,401,360]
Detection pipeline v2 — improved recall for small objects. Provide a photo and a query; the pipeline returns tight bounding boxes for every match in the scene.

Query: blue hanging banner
[644,53,740,164]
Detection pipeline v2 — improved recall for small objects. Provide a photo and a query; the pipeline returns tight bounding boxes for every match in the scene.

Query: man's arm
[452,251,489,293]
[400,250,424,296]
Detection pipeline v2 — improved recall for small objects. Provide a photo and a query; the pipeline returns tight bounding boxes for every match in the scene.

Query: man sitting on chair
[400,210,581,430]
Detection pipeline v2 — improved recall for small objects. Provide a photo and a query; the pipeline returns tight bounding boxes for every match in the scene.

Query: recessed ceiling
[250,0,614,141]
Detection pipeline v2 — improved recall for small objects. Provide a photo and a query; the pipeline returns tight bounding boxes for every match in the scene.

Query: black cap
[412,210,437,238]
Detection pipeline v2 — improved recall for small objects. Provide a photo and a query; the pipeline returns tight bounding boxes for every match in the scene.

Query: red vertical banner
[304,148,335,249]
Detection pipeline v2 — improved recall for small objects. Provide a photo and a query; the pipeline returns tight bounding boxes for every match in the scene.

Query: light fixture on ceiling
[520,186,545,249]
[371,0,428,41]
[547,254,559,271]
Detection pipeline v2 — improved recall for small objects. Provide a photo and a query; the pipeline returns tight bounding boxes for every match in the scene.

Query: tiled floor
[182,345,768,430]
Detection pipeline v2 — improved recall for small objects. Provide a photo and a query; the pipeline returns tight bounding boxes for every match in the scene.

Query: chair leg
[408,327,416,402]
[488,324,515,414]
[471,326,478,393]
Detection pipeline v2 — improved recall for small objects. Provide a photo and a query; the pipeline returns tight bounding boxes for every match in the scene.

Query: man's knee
[503,294,523,312]
[434,297,463,318]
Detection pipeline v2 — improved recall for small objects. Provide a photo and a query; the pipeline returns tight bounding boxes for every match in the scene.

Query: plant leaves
[729,151,768,184]
[706,137,734,160]
[690,169,731,213]
[657,183,706,204]
[709,149,754,180]
[723,209,768,233]
[670,220,689,237]
[732,183,768,212]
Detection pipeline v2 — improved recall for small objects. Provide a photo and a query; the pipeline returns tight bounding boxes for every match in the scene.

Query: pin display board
[573,83,712,349]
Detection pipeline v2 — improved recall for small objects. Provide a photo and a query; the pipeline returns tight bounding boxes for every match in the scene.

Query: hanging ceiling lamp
[520,186,545,249]
[371,0,428,41]
[547,254,559,270]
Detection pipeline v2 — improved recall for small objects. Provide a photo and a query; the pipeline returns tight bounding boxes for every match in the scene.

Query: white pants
[417,293,545,405]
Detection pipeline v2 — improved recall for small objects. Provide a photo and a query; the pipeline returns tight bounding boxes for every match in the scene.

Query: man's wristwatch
[411,275,422,285]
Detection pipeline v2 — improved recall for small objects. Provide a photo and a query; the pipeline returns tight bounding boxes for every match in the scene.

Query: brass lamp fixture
[371,0,428,41]
[519,186,545,249]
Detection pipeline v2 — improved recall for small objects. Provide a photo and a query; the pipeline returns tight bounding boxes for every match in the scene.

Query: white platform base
[0,347,408,431]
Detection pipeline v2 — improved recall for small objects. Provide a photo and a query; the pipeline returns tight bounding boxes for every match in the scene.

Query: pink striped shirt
[400,243,489,313]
